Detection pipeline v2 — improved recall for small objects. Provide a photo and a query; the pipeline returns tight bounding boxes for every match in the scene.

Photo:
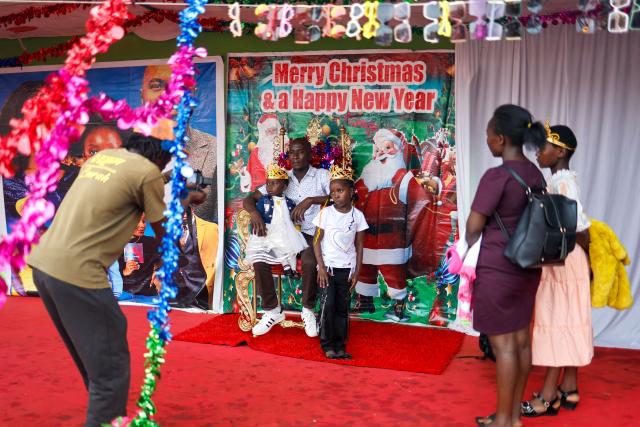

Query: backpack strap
[503,164,548,192]
[502,165,532,196]
[494,211,510,240]
[492,164,543,241]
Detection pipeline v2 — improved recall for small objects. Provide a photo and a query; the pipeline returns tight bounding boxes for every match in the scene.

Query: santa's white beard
[360,153,406,191]
[257,135,275,167]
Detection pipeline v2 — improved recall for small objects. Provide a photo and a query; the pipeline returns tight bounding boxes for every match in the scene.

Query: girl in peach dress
[522,124,593,417]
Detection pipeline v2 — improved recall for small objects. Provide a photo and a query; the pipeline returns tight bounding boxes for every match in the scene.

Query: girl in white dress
[245,163,308,277]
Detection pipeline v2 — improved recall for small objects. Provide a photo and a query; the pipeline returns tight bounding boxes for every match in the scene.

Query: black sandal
[521,394,560,417]
[558,387,580,410]
[475,414,495,426]
[335,350,352,360]
[324,350,338,359]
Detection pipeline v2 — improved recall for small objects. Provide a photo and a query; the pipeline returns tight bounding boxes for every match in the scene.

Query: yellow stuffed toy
[589,219,633,310]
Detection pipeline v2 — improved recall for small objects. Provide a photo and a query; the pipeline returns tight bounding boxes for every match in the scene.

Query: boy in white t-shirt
[313,166,368,360]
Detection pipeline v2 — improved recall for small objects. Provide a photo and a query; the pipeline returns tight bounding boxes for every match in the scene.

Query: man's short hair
[289,136,311,149]
[123,133,171,165]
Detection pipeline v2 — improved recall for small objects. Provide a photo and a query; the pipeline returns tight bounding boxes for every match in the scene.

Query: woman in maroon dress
[468,105,546,427]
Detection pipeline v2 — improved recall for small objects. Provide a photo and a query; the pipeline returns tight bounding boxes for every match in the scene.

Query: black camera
[186,169,215,189]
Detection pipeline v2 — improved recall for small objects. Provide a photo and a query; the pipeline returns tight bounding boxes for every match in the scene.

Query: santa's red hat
[373,128,407,149]
[257,114,279,133]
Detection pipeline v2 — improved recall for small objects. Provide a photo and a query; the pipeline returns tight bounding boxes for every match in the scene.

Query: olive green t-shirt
[28,148,166,289]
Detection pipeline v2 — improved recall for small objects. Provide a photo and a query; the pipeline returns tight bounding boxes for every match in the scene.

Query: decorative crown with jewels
[329,164,353,181]
[266,162,288,180]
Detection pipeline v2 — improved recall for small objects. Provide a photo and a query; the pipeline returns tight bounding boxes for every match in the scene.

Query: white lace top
[548,169,590,232]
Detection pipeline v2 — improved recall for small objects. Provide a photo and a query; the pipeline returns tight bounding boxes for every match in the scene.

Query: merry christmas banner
[224,51,459,327]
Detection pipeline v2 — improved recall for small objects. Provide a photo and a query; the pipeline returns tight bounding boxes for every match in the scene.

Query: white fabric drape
[455,26,640,349]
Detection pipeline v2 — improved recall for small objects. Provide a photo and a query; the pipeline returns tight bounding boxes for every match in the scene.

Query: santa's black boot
[384,298,409,322]
[352,294,376,314]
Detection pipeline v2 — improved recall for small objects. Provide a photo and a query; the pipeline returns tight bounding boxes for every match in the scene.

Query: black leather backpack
[494,166,577,269]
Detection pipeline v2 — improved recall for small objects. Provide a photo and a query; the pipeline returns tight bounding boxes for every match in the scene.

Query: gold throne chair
[235,117,352,332]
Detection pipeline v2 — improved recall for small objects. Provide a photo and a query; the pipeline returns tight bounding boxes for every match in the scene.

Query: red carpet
[174,314,464,374]
[2,298,640,426]
[173,314,247,346]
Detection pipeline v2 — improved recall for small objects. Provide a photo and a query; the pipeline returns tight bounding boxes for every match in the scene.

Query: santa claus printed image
[240,114,289,192]
[354,128,441,321]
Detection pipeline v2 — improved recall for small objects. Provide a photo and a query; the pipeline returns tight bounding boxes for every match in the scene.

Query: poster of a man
[140,64,219,307]
[1,59,224,308]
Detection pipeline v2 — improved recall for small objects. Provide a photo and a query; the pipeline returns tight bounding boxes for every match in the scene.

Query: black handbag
[494,166,577,269]
[479,333,496,362]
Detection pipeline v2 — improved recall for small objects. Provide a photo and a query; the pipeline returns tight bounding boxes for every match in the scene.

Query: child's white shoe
[301,307,318,337]
[252,307,285,336]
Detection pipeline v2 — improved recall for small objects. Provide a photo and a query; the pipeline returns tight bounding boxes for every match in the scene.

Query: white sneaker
[252,308,285,336]
[301,307,318,337]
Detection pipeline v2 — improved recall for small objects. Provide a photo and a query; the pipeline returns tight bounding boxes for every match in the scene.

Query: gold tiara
[266,162,288,180]
[545,121,575,152]
[329,164,353,182]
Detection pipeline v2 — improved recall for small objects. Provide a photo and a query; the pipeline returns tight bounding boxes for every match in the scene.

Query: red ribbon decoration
[0,0,130,177]
[8,9,223,67]
[0,4,86,28]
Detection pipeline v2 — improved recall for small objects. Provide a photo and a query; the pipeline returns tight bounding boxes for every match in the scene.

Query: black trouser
[253,233,318,310]
[32,268,130,427]
[175,209,208,306]
[319,268,351,352]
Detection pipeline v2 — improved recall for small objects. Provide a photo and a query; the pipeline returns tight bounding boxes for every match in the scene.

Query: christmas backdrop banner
[0,58,225,307]
[224,50,459,327]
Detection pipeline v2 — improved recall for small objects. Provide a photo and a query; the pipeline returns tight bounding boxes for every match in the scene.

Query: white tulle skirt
[246,197,308,269]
